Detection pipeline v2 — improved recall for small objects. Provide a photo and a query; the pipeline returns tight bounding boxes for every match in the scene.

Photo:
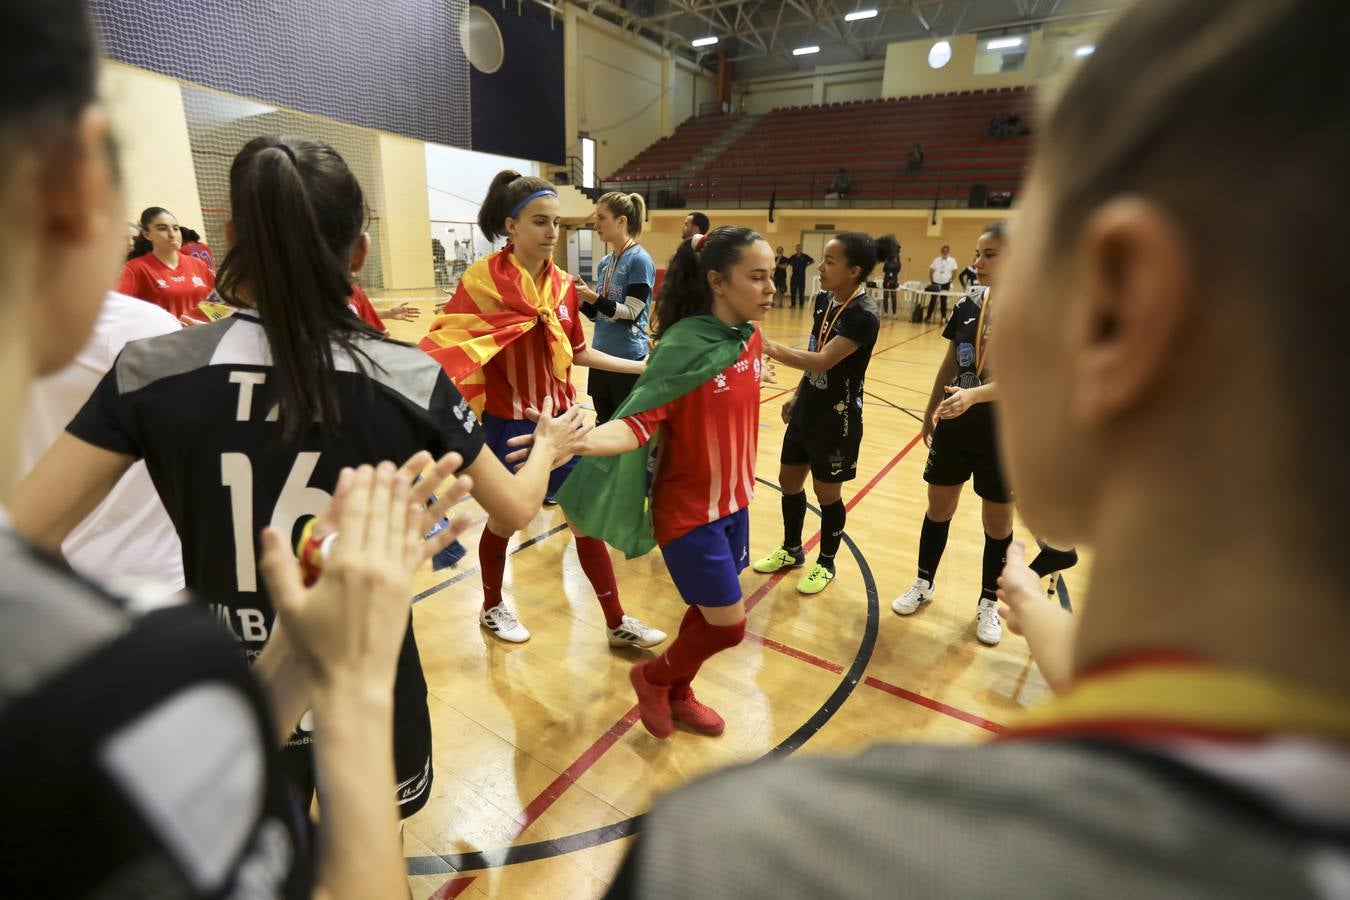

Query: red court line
[862,676,1006,734]
[872,325,940,358]
[430,435,922,895]
[744,630,1005,734]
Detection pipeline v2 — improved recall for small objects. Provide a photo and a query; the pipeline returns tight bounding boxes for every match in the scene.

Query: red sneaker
[629,662,673,739]
[670,689,725,736]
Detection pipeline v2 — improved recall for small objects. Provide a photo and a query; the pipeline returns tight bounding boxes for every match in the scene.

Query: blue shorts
[659,508,750,607]
[482,411,578,497]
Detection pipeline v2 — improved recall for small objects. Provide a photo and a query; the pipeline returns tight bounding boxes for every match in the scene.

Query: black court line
[412,524,570,604]
[404,480,880,875]
[863,390,924,423]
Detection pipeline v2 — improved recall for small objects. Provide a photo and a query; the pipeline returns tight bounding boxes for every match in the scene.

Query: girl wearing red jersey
[116,206,215,322]
[529,227,777,739]
[420,171,665,649]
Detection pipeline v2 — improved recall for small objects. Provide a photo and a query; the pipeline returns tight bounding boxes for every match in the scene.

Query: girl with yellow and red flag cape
[420,171,666,648]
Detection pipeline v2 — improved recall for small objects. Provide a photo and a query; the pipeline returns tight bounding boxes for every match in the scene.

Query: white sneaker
[891,578,935,615]
[976,597,1002,645]
[480,604,530,643]
[608,615,668,649]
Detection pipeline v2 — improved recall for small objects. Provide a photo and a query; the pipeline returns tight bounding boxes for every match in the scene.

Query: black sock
[1029,544,1079,578]
[981,531,1014,602]
[817,500,845,572]
[917,516,951,586]
[782,491,807,554]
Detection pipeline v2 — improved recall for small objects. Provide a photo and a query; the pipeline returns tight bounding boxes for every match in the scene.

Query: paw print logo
[714,372,729,393]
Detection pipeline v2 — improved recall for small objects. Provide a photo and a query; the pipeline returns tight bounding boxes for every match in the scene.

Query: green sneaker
[752,546,805,574]
[796,563,836,595]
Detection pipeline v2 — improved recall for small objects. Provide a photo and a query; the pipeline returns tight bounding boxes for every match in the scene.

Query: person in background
[906,142,925,174]
[881,245,902,318]
[116,206,215,322]
[681,211,710,240]
[925,244,958,324]
[178,226,214,271]
[786,244,814,310]
[959,252,979,290]
[603,4,1350,896]
[20,291,185,595]
[575,191,655,422]
[773,245,789,303]
[828,168,852,199]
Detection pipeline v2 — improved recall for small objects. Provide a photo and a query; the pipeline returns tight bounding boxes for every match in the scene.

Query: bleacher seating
[608,113,747,180]
[608,87,1033,205]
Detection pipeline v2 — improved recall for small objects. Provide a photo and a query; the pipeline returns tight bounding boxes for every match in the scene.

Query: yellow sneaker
[753,547,806,574]
[796,563,836,595]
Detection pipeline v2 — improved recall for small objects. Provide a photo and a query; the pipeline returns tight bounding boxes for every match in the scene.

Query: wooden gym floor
[375,293,1072,899]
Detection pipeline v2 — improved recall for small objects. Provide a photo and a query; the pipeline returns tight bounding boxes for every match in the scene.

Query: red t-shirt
[623,327,763,544]
[347,284,389,334]
[179,240,215,271]
[481,283,588,420]
[116,252,216,321]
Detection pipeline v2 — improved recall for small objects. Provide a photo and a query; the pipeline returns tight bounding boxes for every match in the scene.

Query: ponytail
[126,234,152,261]
[654,225,761,339]
[479,169,558,242]
[597,190,647,239]
[215,136,373,446]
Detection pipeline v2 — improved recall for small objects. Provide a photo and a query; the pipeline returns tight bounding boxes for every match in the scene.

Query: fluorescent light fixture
[581,136,595,189]
[1074,44,1095,57]
[927,40,952,69]
[985,37,1025,50]
[692,36,718,47]
[793,45,821,55]
[844,9,878,21]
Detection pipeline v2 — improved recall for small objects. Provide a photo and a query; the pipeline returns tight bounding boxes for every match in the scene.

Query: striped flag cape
[418,246,574,416]
[557,315,756,559]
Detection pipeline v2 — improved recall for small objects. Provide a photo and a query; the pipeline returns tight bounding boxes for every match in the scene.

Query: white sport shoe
[976,597,1002,645]
[480,604,530,643]
[891,578,935,615]
[608,615,668,649]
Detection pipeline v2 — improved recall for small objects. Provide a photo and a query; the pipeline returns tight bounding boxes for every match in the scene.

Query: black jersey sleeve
[66,362,143,458]
[941,297,980,343]
[427,371,486,469]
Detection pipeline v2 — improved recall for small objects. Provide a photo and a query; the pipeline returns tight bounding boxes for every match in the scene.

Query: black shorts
[280,623,434,819]
[923,420,1011,502]
[781,418,862,484]
[589,366,643,424]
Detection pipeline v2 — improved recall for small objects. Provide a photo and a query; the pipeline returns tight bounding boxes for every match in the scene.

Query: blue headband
[509,189,558,219]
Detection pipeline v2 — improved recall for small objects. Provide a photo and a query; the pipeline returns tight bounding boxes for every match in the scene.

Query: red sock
[647,611,745,688]
[670,607,703,699]
[479,528,510,611]
[575,536,625,629]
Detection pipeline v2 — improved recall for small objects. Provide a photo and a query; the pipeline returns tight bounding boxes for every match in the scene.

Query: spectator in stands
[906,143,925,174]
[828,168,852,199]
[786,244,814,310]
[926,244,958,323]
[959,252,979,290]
[604,4,1350,896]
[681,211,710,240]
[774,246,789,303]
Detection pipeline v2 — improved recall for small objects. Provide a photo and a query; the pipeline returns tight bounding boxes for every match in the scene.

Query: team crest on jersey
[753,357,762,382]
[557,304,571,322]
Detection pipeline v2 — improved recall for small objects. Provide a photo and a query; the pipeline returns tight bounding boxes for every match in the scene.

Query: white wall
[736,61,885,113]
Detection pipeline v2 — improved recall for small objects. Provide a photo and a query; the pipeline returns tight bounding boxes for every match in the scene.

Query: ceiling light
[793,45,820,55]
[985,37,1024,50]
[844,9,878,21]
[927,40,952,69]
[692,36,718,47]
[1074,44,1095,57]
